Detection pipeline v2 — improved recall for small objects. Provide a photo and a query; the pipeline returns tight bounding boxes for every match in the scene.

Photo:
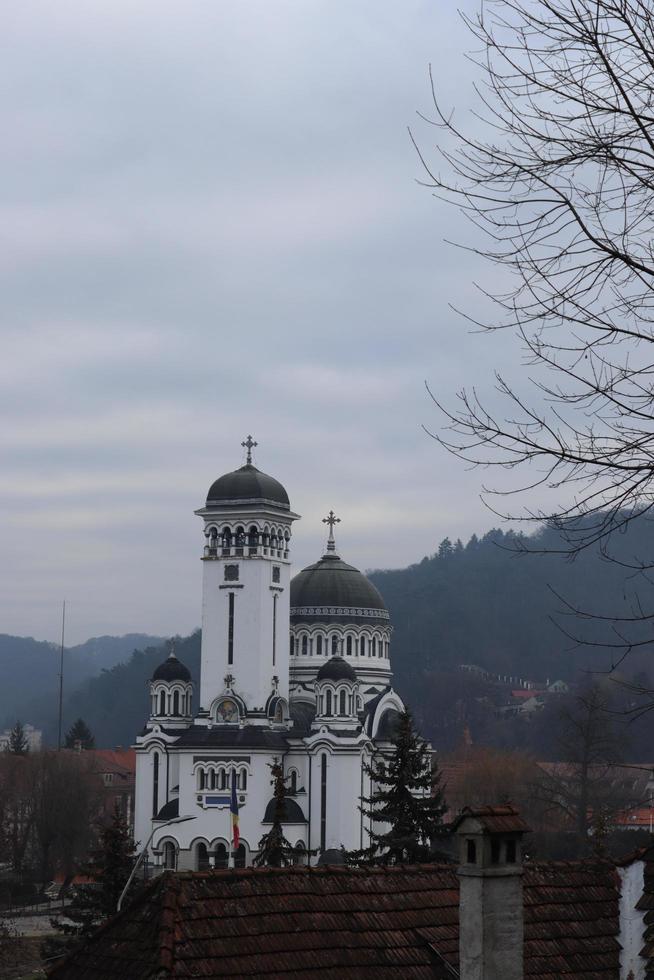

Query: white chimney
[454,805,530,980]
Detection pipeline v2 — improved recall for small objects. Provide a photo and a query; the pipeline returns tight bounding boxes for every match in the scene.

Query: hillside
[0,632,164,737]
[368,523,654,696]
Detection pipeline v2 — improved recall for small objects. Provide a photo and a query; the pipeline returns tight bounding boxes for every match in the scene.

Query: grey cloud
[1,0,522,643]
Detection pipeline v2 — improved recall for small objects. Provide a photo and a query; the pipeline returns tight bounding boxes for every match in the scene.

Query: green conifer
[352,709,447,864]
[254,760,308,867]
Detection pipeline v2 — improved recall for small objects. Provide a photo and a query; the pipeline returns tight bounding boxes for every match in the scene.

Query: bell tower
[195,437,300,721]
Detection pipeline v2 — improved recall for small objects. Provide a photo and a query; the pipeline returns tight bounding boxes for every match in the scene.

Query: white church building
[133,438,405,869]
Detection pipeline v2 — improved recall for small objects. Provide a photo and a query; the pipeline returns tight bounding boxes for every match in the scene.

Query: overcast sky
[1,0,524,645]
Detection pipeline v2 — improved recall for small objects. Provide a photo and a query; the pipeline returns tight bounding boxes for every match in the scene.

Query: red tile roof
[47,861,620,979]
[452,804,531,834]
[89,749,135,776]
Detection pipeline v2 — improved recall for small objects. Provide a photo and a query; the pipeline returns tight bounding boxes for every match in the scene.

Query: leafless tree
[420,0,654,547]
[531,685,627,845]
[419,0,654,665]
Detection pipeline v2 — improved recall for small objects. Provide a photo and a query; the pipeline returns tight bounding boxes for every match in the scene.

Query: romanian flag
[230,771,240,849]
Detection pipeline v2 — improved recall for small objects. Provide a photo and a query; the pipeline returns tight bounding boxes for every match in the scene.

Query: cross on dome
[322,509,341,552]
[168,638,176,659]
[241,434,258,465]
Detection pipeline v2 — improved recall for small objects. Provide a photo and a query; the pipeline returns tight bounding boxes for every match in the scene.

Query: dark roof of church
[172,725,289,751]
[206,463,290,510]
[151,654,191,684]
[291,554,389,625]
[48,862,620,979]
[155,798,179,821]
[316,656,357,683]
[288,700,315,735]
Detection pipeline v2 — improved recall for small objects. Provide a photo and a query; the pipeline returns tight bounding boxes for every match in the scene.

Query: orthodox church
[133,438,405,869]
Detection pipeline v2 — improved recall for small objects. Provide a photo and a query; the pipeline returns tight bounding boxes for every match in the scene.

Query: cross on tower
[241,434,258,464]
[322,509,341,552]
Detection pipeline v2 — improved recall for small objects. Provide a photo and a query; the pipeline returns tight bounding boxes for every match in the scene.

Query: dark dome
[291,554,389,625]
[316,656,357,683]
[152,653,191,683]
[206,463,289,510]
[263,797,307,823]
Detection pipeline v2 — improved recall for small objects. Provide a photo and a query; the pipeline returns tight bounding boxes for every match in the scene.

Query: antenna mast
[57,600,66,751]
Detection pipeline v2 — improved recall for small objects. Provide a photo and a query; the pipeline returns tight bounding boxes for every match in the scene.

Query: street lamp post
[117,814,196,912]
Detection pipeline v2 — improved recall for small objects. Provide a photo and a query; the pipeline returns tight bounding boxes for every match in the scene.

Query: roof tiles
[48,862,620,980]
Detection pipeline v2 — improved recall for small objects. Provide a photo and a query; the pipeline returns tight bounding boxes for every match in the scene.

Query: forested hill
[367,521,654,710]
[0,633,164,736]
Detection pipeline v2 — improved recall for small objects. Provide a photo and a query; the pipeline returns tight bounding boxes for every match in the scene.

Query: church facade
[133,439,405,869]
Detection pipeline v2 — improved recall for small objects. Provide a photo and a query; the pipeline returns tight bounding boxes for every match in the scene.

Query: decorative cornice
[290,605,390,621]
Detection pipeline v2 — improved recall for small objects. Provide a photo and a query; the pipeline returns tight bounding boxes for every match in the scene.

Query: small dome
[206,464,289,510]
[263,797,307,823]
[318,848,346,866]
[317,656,357,683]
[152,653,191,683]
[291,555,389,626]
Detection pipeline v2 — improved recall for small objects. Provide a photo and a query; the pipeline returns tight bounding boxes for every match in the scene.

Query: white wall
[619,860,646,980]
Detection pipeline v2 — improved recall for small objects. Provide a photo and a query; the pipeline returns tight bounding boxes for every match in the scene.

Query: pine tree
[64,718,95,750]
[6,721,29,755]
[45,803,137,958]
[352,710,448,864]
[253,760,308,867]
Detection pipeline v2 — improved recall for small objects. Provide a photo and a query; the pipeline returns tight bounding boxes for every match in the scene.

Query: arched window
[346,635,352,656]
[302,635,308,656]
[316,635,323,656]
[209,769,216,790]
[240,769,248,791]
[152,751,159,817]
[325,690,333,716]
[360,636,366,657]
[198,769,206,790]
[372,637,377,657]
[248,525,259,553]
[222,527,232,555]
[293,841,307,866]
[290,636,295,656]
[163,841,176,870]
[235,843,247,869]
[219,768,227,790]
[290,770,298,794]
[331,635,339,656]
[159,690,166,715]
[196,842,210,871]
[172,690,180,715]
[339,690,347,715]
[214,843,228,870]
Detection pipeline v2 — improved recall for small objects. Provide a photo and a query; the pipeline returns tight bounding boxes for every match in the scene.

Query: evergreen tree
[45,804,137,958]
[64,718,95,750]
[352,710,447,864]
[6,721,28,755]
[253,760,308,867]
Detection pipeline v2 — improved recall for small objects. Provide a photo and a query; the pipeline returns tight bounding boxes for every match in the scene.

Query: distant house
[86,749,135,830]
